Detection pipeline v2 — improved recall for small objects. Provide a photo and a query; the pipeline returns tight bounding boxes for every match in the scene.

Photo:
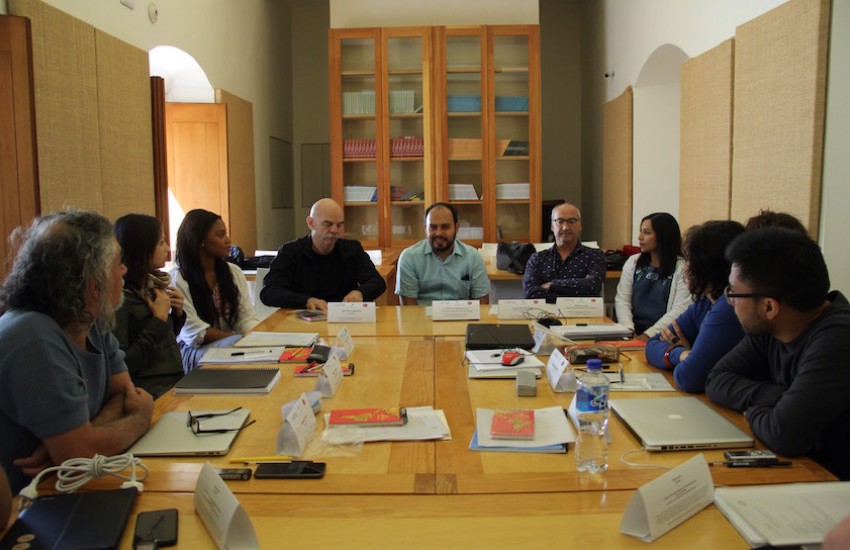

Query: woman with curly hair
[645,220,746,393]
[172,209,258,371]
[113,214,185,396]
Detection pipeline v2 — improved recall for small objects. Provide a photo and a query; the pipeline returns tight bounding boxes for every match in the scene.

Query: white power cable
[18,453,148,509]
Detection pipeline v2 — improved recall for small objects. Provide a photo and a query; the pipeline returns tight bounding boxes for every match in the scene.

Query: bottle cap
[586,358,603,371]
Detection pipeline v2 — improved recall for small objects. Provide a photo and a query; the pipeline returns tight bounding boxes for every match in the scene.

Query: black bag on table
[496,241,536,275]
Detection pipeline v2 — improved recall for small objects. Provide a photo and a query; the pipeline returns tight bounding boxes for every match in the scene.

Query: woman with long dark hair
[113,214,185,396]
[615,212,691,340]
[172,209,258,371]
[645,220,746,393]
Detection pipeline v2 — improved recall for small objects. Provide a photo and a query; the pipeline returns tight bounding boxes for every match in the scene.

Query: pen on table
[231,350,273,357]
[229,455,293,463]
[708,461,792,468]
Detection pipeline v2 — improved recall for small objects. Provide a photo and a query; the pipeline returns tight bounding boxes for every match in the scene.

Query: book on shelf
[328,407,408,427]
[174,368,281,395]
[490,409,535,440]
[294,362,354,377]
[501,140,529,156]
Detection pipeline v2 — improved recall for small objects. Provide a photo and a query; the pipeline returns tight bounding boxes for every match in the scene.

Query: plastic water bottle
[575,358,609,473]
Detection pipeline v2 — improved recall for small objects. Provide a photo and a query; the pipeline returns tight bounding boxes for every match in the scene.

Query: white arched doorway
[631,44,689,242]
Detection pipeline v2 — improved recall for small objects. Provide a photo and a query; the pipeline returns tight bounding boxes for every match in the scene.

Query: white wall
[330,0,538,27]
[820,0,850,295]
[13,0,293,250]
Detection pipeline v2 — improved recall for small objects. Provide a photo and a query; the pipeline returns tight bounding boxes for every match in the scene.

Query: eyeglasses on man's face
[186,406,256,435]
[552,217,580,227]
[723,285,780,306]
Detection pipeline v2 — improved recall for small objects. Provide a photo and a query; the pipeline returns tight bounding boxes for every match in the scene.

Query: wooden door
[0,15,39,281]
[165,103,229,246]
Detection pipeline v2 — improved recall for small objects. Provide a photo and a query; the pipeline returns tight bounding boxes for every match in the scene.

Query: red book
[328,407,407,427]
[278,347,313,363]
[490,409,535,440]
[293,362,354,377]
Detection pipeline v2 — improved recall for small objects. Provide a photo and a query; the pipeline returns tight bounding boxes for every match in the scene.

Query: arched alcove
[149,45,214,103]
[631,44,689,241]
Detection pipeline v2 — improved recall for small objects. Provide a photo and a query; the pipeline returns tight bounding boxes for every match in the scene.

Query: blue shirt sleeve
[469,252,491,299]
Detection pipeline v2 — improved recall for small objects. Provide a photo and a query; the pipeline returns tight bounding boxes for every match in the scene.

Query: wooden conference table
[105,306,838,546]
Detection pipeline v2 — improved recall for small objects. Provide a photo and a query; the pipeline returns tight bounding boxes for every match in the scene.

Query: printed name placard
[327,302,376,323]
[545,348,575,392]
[497,299,558,320]
[316,354,344,397]
[276,393,317,457]
[195,463,259,549]
[332,326,355,360]
[620,454,715,542]
[555,297,605,318]
[432,300,481,321]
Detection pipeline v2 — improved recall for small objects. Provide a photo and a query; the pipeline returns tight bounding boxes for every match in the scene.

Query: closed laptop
[465,323,535,350]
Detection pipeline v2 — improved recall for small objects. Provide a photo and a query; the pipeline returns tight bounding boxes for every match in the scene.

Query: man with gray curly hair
[0,210,153,492]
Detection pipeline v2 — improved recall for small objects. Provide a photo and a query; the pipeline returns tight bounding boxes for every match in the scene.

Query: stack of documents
[465,349,544,379]
[235,332,319,348]
[321,406,450,444]
[714,482,850,548]
[470,407,574,453]
[200,347,286,365]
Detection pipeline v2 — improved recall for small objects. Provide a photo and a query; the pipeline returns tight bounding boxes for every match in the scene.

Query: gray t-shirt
[0,309,127,491]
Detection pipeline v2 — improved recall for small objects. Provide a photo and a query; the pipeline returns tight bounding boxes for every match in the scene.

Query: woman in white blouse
[171,209,259,371]
[615,212,691,340]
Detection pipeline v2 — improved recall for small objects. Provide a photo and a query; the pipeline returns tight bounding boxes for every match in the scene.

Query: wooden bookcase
[329,25,540,248]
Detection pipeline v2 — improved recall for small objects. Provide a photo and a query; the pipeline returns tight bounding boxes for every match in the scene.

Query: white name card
[555,297,605,318]
[316,354,344,397]
[620,454,715,542]
[497,299,558,320]
[195,462,259,550]
[327,301,376,323]
[332,327,355,360]
[545,348,575,393]
[432,300,481,321]
[276,393,316,457]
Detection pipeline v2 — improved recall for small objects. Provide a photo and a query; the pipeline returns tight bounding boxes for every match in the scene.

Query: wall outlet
[120,0,135,9]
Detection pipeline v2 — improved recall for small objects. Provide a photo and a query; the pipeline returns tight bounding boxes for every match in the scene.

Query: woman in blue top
[615,212,692,340]
[645,220,745,393]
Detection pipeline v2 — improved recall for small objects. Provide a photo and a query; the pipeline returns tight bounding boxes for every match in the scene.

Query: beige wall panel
[95,30,154,221]
[731,0,830,236]
[9,0,101,213]
[216,89,257,255]
[601,87,632,250]
[679,40,734,231]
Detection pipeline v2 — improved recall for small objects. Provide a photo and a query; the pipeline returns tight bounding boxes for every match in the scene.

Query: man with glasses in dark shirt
[523,202,605,302]
[706,227,850,480]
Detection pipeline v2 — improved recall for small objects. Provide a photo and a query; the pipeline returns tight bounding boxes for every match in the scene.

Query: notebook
[609,397,754,451]
[129,408,252,456]
[465,323,535,350]
[0,488,137,550]
[174,367,281,394]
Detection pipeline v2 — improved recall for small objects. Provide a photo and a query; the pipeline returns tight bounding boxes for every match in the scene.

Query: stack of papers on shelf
[388,90,415,113]
[469,407,574,453]
[465,349,544,379]
[322,406,450,444]
[342,90,375,115]
[343,185,378,202]
[714,482,850,548]
[235,332,319,348]
[448,184,479,200]
[174,368,280,394]
[495,182,530,199]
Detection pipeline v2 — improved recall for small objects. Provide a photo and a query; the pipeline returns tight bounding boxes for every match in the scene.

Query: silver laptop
[129,408,252,456]
[609,397,753,451]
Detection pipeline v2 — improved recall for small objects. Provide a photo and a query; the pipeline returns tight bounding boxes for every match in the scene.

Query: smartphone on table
[254,461,326,479]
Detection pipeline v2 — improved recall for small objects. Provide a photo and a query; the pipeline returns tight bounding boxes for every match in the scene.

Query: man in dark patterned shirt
[522,202,605,302]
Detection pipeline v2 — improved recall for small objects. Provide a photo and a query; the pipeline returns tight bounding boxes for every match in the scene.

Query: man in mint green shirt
[395,203,490,306]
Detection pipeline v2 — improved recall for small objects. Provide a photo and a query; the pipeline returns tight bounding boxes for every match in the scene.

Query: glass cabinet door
[384,28,431,247]
[441,29,486,246]
[335,30,381,246]
[492,31,531,242]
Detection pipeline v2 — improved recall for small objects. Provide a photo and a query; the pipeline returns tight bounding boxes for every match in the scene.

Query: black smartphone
[254,461,327,479]
[134,508,178,547]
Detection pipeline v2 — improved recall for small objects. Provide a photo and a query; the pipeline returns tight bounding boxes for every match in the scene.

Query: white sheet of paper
[432,300,481,321]
[276,394,316,457]
[327,302,376,323]
[546,348,575,392]
[497,299,558,320]
[194,462,259,550]
[332,327,355,360]
[620,454,715,542]
[475,406,575,447]
[465,349,544,372]
[554,297,605,317]
[234,331,318,347]
[316,354,343,397]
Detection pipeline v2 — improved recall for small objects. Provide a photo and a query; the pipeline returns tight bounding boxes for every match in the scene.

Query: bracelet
[663,345,678,368]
